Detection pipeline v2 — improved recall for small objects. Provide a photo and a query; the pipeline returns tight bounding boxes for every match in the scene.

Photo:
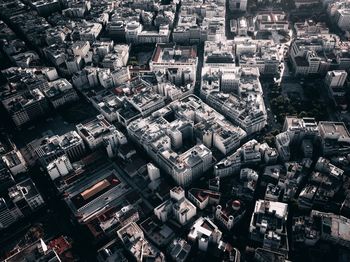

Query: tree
[298,111,307,118]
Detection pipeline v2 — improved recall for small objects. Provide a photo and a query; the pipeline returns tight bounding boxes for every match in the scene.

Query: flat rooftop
[71,174,121,209]
[64,166,131,221]
[151,44,197,63]
[319,121,350,139]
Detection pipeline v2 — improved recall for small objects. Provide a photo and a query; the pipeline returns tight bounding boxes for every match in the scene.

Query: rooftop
[151,43,197,64]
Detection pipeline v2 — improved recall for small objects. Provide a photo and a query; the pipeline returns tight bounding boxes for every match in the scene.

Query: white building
[154,187,196,225]
[325,70,347,88]
[46,155,73,181]
[147,163,160,181]
[275,132,291,162]
[188,217,222,252]
[2,150,27,176]
[8,178,45,212]
[43,78,79,108]
[150,44,198,86]
[249,200,288,254]
[255,12,289,32]
[128,95,244,187]
[104,130,127,158]
[201,67,267,134]
[76,115,116,150]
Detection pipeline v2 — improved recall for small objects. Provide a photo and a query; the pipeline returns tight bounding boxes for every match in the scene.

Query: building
[324,70,348,108]
[168,238,191,262]
[214,151,241,178]
[265,184,282,202]
[232,168,259,201]
[325,70,347,88]
[293,210,350,249]
[97,205,140,237]
[147,163,160,181]
[89,77,166,126]
[229,0,247,11]
[188,217,222,252]
[117,221,143,243]
[64,167,131,224]
[42,78,79,108]
[76,115,117,150]
[128,95,246,186]
[8,178,45,215]
[29,130,86,165]
[150,44,198,86]
[46,155,73,181]
[315,157,344,179]
[172,0,226,43]
[236,40,280,76]
[139,217,175,247]
[295,0,321,8]
[275,132,291,162]
[249,200,289,255]
[289,35,338,76]
[335,8,350,31]
[154,187,197,225]
[294,20,329,37]
[282,116,319,143]
[0,198,21,229]
[59,131,87,161]
[188,188,221,210]
[117,222,165,261]
[31,0,61,16]
[101,44,129,69]
[209,176,220,191]
[215,200,245,230]
[310,210,350,248]
[255,12,289,32]
[203,40,235,69]
[96,240,128,262]
[318,121,350,156]
[125,22,170,44]
[1,149,27,175]
[2,89,49,127]
[3,237,73,262]
[201,67,267,134]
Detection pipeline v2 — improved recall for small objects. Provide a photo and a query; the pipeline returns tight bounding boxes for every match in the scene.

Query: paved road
[194,43,204,97]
